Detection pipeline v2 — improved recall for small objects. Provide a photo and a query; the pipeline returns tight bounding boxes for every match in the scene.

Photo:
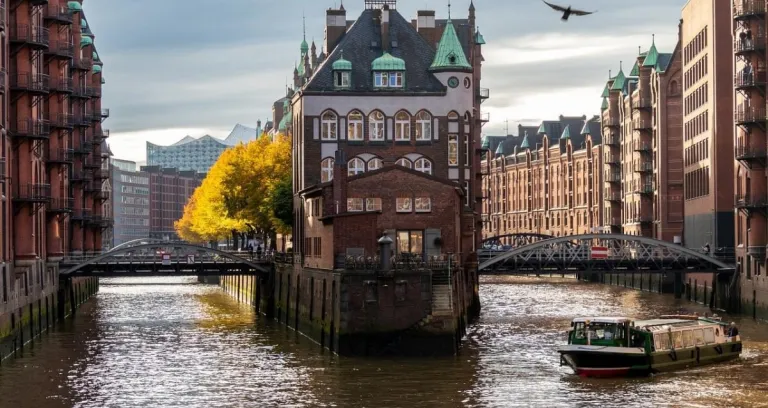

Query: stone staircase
[431,284,453,316]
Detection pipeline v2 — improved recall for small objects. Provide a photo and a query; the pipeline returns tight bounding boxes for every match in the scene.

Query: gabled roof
[430,20,472,72]
[475,28,486,45]
[601,82,610,98]
[601,97,609,110]
[642,38,659,67]
[611,68,626,91]
[629,60,640,77]
[655,53,673,72]
[303,9,444,93]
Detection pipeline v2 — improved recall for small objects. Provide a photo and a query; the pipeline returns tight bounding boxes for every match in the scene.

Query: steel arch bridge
[60,243,272,278]
[482,233,555,248]
[110,238,186,252]
[478,234,735,275]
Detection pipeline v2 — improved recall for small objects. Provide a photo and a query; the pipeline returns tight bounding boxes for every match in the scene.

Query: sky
[85,0,688,163]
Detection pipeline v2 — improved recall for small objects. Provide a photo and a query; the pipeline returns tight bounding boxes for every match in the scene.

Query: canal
[0,276,766,408]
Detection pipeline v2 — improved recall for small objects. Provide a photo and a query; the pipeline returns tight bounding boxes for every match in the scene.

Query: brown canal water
[0,276,766,408]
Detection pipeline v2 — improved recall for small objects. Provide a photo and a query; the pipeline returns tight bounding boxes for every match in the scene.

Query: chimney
[332,150,347,215]
[324,6,347,53]
[416,10,436,45]
[380,5,391,52]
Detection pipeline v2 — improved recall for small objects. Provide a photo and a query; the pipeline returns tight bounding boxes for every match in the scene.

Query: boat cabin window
[693,329,705,345]
[672,331,684,349]
[703,328,715,344]
[573,321,625,341]
[654,333,671,351]
[682,330,694,348]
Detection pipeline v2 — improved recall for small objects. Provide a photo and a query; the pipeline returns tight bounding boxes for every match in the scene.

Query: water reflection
[0,276,764,407]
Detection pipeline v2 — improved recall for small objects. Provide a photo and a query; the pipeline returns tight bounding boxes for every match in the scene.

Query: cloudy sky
[86,0,687,163]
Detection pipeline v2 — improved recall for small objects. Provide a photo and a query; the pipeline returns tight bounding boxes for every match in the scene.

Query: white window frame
[347,198,364,212]
[415,111,431,141]
[374,72,388,87]
[414,158,432,175]
[464,134,470,166]
[395,111,410,141]
[389,72,403,87]
[366,198,382,211]
[348,158,365,176]
[368,157,383,171]
[415,197,432,213]
[369,111,385,141]
[347,110,363,141]
[448,134,459,166]
[321,111,337,140]
[396,158,412,169]
[321,158,334,182]
[335,71,350,88]
[464,181,471,207]
[396,197,413,213]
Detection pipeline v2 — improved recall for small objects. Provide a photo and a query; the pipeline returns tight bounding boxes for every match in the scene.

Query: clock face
[448,76,459,88]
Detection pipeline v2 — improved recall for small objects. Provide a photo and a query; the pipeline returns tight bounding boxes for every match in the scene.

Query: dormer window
[332,52,352,89]
[335,71,350,88]
[374,72,403,88]
[371,52,406,89]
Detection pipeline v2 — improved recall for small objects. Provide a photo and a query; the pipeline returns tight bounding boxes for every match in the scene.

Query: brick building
[481,116,603,240]
[141,166,204,241]
[0,0,107,355]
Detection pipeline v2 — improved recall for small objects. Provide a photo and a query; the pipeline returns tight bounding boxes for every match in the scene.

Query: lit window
[448,135,458,166]
[368,158,383,171]
[415,197,431,212]
[396,197,412,213]
[366,198,382,211]
[414,158,432,175]
[396,158,412,169]
[347,198,364,212]
[321,158,334,182]
[321,111,337,140]
[395,111,410,141]
[369,111,385,140]
[374,72,388,87]
[415,111,432,141]
[348,158,365,176]
[334,71,350,88]
[348,110,363,141]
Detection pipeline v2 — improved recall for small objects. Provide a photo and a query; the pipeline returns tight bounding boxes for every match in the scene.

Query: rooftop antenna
[303,12,306,41]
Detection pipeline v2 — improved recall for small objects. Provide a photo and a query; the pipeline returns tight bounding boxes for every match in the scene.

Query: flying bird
[541,1,596,21]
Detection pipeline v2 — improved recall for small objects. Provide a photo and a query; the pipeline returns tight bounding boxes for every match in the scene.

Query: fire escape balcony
[0,158,5,180]
[86,86,101,97]
[634,184,654,195]
[604,154,620,165]
[13,183,51,203]
[71,86,88,99]
[734,36,766,55]
[478,87,489,102]
[95,129,109,140]
[9,24,50,49]
[10,119,50,140]
[51,113,74,129]
[735,71,767,92]
[84,157,100,169]
[46,148,74,165]
[604,171,621,183]
[73,114,90,127]
[602,117,620,127]
[735,145,768,167]
[735,107,767,126]
[604,192,621,202]
[70,170,92,183]
[633,141,652,153]
[603,134,620,146]
[101,108,110,119]
[632,118,652,130]
[0,68,5,94]
[30,0,49,5]
[72,57,93,71]
[93,169,109,180]
[479,112,490,123]
[47,197,74,214]
[734,0,766,20]
[98,191,111,201]
[630,216,654,224]
[49,77,73,94]
[43,4,74,25]
[633,96,652,110]
[71,209,92,222]
[45,40,74,59]
[736,194,768,211]
[634,161,653,173]
[9,72,50,94]
[84,180,102,193]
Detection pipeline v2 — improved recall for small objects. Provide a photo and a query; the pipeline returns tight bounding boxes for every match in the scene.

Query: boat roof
[633,318,725,332]
[571,317,632,324]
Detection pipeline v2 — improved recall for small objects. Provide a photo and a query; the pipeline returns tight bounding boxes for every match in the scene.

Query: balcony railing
[633,96,651,109]
[71,86,88,98]
[480,112,490,122]
[735,70,767,90]
[73,115,90,127]
[46,148,74,164]
[95,129,110,140]
[633,141,652,153]
[84,181,101,193]
[86,86,101,97]
[49,77,73,93]
[13,183,51,203]
[73,140,91,155]
[93,169,109,179]
[604,192,621,202]
[72,57,93,71]
[604,171,621,183]
[634,161,653,172]
[101,108,110,119]
[10,119,51,140]
[602,117,620,127]
[603,134,620,146]
[630,216,653,224]
[47,197,74,213]
[98,191,111,201]
[634,184,654,195]
[51,113,74,129]
[9,24,50,48]
[734,36,767,54]
[735,108,767,125]
[735,145,768,161]
[734,0,766,19]
[71,209,93,222]
[45,40,75,59]
[84,158,101,169]
[604,155,620,165]
[71,170,92,183]
[9,72,50,94]
[44,4,74,24]
[478,88,490,100]
[735,194,768,209]
[633,118,652,130]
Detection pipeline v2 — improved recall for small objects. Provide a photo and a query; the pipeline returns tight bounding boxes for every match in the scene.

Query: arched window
[415,111,432,141]
[321,157,334,182]
[368,157,383,171]
[414,158,432,174]
[395,111,410,141]
[369,111,385,141]
[348,110,363,141]
[348,158,365,176]
[448,111,459,120]
[396,158,412,169]
[321,111,337,140]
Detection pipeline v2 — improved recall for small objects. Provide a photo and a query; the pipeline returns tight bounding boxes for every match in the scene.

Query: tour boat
[558,315,742,377]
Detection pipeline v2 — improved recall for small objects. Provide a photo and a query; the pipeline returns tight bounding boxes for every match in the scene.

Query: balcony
[602,117,620,127]
[734,36,767,55]
[46,148,74,164]
[478,87,489,101]
[72,57,93,71]
[633,141,652,153]
[634,184,654,195]
[13,183,51,203]
[70,170,92,183]
[735,194,768,210]
[47,197,74,214]
[634,161,653,173]
[735,145,768,164]
[9,24,50,48]
[633,96,651,109]
[86,86,101,97]
[49,77,73,93]
[480,112,490,123]
[630,216,653,224]
[73,115,90,127]
[45,40,74,59]
[604,154,620,165]
[51,113,74,129]
[604,192,621,202]
[607,217,621,227]
[93,169,109,179]
[101,109,110,119]
[735,70,767,91]
[10,119,50,140]
[95,129,110,140]
[603,134,620,146]
[604,171,621,183]
[44,4,74,24]
[735,108,767,126]
[9,72,50,94]
[632,118,652,130]
[734,0,766,19]
[71,86,88,98]
[84,158,100,169]
[84,181,102,193]
[71,209,93,222]
[73,140,90,155]
[0,158,5,180]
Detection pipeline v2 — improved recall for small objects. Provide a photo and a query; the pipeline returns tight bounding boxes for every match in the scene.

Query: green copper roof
[297,61,305,77]
[101,77,105,84]
[630,61,640,76]
[643,38,659,67]
[537,123,546,134]
[601,83,610,98]
[372,52,406,71]
[611,68,626,91]
[495,143,504,155]
[80,36,93,47]
[332,53,352,70]
[68,1,82,12]
[481,135,490,149]
[93,65,101,74]
[581,121,591,135]
[601,97,608,110]
[430,20,471,71]
[301,39,309,54]
[560,126,571,139]
[93,51,99,61]
[521,134,530,149]
[278,109,292,131]
[81,19,87,27]
[475,28,486,45]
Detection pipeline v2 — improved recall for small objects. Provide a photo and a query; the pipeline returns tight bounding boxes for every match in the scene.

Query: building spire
[303,12,306,41]
[448,0,451,20]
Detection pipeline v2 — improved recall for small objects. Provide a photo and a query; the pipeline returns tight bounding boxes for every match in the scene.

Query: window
[414,158,432,175]
[464,135,470,166]
[415,111,431,141]
[347,198,364,212]
[321,158,334,182]
[464,181,471,207]
[397,230,423,254]
[321,111,337,140]
[374,72,388,87]
[396,197,412,212]
[396,158,412,169]
[415,197,431,212]
[334,71,350,88]
[369,111,385,140]
[448,134,458,166]
[389,72,403,87]
[366,197,382,211]
[346,110,364,141]
[348,158,365,176]
[368,157,383,171]
[395,111,410,141]
[448,111,459,120]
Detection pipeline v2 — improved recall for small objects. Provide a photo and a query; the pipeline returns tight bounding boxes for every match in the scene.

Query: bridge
[59,240,272,278]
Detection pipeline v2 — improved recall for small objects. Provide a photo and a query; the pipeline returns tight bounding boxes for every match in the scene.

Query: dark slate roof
[304,9,445,93]
[655,53,673,72]
[580,115,603,144]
